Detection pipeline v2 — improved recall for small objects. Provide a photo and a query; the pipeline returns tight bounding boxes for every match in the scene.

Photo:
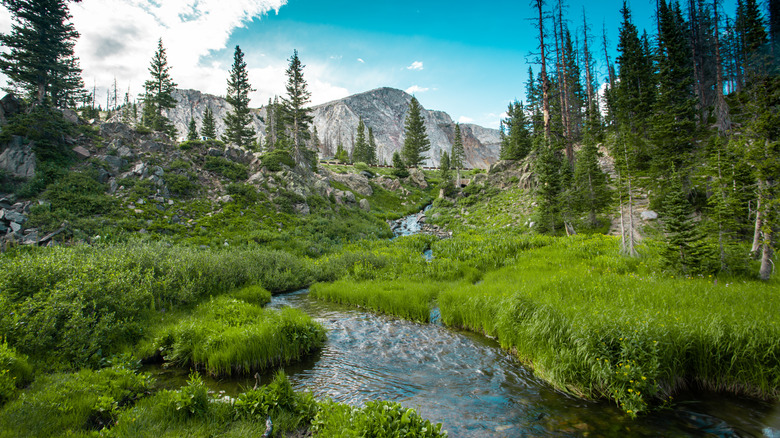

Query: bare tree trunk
[751,187,763,256]
[713,0,732,133]
[582,10,596,124]
[536,0,552,139]
[759,227,774,280]
[623,135,638,257]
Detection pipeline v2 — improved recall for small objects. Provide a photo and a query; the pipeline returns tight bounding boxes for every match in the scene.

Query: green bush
[227,183,262,204]
[164,173,199,197]
[228,284,272,306]
[0,366,152,437]
[313,400,447,437]
[204,156,248,181]
[261,149,295,172]
[41,170,116,216]
[151,296,326,376]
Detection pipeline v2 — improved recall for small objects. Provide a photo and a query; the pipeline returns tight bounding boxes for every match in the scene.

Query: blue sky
[0,0,741,128]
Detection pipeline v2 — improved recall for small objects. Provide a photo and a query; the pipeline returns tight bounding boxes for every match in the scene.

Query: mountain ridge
[165,87,501,169]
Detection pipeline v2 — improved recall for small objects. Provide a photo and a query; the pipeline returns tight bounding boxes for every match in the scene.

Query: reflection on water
[263,290,780,437]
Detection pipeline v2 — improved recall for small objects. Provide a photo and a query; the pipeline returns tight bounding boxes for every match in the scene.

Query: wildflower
[642,376,646,380]
[627,410,633,414]
[628,389,633,392]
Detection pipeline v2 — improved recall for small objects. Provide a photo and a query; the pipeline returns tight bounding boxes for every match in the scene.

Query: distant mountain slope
[167,87,500,169]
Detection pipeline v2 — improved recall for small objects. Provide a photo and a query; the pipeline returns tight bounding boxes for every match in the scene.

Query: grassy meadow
[309,232,779,416]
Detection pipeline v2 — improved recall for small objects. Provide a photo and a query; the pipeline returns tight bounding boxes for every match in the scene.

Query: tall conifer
[201,107,216,140]
[141,39,177,138]
[402,97,431,167]
[223,46,255,149]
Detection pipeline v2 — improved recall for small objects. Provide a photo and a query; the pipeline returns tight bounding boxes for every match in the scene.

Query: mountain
[166,87,501,169]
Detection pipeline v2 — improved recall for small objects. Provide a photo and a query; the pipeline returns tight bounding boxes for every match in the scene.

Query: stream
[153,210,780,436]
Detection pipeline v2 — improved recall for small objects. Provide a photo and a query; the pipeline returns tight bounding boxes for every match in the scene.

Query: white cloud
[406,61,423,71]
[1,0,291,103]
[405,85,429,94]
[357,58,365,64]
[458,116,474,124]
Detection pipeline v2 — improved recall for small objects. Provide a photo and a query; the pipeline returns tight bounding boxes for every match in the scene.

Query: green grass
[0,240,314,369]
[149,296,326,376]
[312,400,447,437]
[308,232,779,416]
[311,280,450,322]
[0,365,152,437]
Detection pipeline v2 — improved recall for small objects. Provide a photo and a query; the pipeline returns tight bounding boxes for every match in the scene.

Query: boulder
[293,203,310,215]
[359,198,370,212]
[328,171,373,196]
[0,94,22,126]
[72,146,91,159]
[207,148,223,157]
[488,160,515,175]
[408,168,428,189]
[0,136,36,179]
[100,122,135,141]
[117,146,134,159]
[375,176,401,192]
[59,108,79,124]
[343,191,356,204]
[218,195,233,203]
[641,210,658,221]
[99,155,125,173]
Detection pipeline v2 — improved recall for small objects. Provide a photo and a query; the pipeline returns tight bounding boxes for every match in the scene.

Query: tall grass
[439,234,780,415]
[0,240,314,368]
[151,296,326,376]
[310,280,452,322]
[0,365,152,437]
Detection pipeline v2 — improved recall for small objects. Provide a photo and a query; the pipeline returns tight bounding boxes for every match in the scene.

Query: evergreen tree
[335,143,349,164]
[392,151,409,178]
[662,170,704,274]
[223,45,255,149]
[201,107,216,140]
[451,123,465,187]
[0,0,84,107]
[574,138,611,227]
[651,0,698,174]
[533,137,563,234]
[499,101,533,160]
[735,0,769,82]
[402,97,431,167]
[440,150,451,181]
[282,50,314,166]
[187,117,198,141]
[141,38,177,138]
[368,127,378,166]
[353,118,369,163]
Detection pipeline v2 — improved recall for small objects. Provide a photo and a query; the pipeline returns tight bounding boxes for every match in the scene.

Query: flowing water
[264,289,780,437]
[153,210,780,436]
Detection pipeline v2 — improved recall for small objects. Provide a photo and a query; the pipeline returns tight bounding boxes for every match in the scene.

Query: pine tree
[335,143,349,164]
[187,117,198,141]
[533,137,562,234]
[141,38,177,138]
[662,170,704,274]
[0,0,84,108]
[392,151,409,178]
[201,107,216,140]
[223,45,255,149]
[651,0,698,174]
[402,96,431,167]
[735,0,769,82]
[440,150,451,182]
[368,127,378,166]
[574,138,611,227]
[499,101,533,160]
[282,50,314,166]
[353,118,369,163]
[451,123,465,187]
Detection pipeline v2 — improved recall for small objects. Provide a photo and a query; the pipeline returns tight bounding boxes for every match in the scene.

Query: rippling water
[264,289,780,437]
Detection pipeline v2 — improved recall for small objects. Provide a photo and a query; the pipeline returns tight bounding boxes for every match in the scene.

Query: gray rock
[375,176,401,191]
[218,195,233,203]
[100,155,125,172]
[59,108,79,124]
[0,136,36,179]
[108,178,118,194]
[4,209,26,224]
[327,171,373,196]
[641,210,658,221]
[0,94,22,126]
[97,169,110,183]
[408,168,428,189]
[207,148,223,157]
[141,140,163,152]
[99,122,134,141]
[152,166,164,177]
[9,221,21,233]
[132,162,147,176]
[343,191,356,204]
[359,198,370,212]
[117,145,134,159]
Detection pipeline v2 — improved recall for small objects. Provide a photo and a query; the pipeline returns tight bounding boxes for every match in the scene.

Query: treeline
[503,0,778,279]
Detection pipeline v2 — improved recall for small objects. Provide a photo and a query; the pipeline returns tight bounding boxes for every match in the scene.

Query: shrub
[164,173,199,197]
[0,341,32,406]
[261,149,295,172]
[41,171,116,216]
[204,156,248,181]
[226,183,261,204]
[0,366,151,437]
[313,400,447,437]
